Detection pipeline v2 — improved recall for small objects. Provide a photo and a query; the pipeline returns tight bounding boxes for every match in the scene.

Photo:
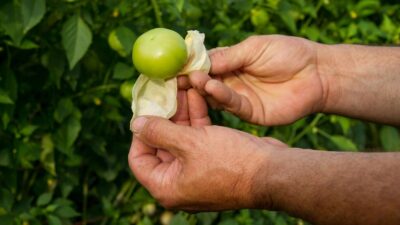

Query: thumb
[132,116,196,156]
[209,38,255,74]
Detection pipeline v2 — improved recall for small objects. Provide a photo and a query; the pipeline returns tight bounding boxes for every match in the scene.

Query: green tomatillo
[132,28,188,80]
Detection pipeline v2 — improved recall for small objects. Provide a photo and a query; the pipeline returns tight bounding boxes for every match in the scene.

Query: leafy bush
[0,0,399,224]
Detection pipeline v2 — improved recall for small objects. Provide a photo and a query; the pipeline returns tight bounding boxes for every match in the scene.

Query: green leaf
[278,2,297,33]
[381,15,395,34]
[355,0,380,17]
[0,215,14,225]
[113,62,134,80]
[176,0,185,12]
[0,149,12,167]
[37,192,53,206]
[0,0,44,46]
[0,66,17,129]
[54,98,75,123]
[329,135,358,151]
[0,90,13,104]
[196,212,218,225]
[331,116,351,135]
[62,14,93,69]
[41,134,56,176]
[54,205,80,218]
[101,197,114,217]
[170,213,190,225]
[301,26,319,41]
[5,38,39,49]
[1,113,11,130]
[47,215,62,225]
[0,188,14,212]
[217,219,238,225]
[114,26,136,56]
[53,198,74,207]
[0,65,18,100]
[54,116,81,155]
[0,2,24,45]
[17,142,41,168]
[221,111,241,128]
[96,166,118,182]
[41,50,66,88]
[20,39,40,49]
[138,216,153,225]
[21,0,46,34]
[20,124,39,136]
[380,126,400,151]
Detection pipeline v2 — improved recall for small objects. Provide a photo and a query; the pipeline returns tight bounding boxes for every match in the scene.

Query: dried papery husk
[179,30,211,74]
[130,30,211,131]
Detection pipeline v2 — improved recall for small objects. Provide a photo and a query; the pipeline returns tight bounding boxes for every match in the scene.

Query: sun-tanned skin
[129,35,400,225]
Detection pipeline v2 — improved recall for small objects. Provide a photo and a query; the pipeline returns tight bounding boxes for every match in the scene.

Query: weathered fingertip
[132,117,148,133]
[189,71,211,95]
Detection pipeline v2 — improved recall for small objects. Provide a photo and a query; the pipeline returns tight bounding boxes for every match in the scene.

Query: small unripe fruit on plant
[108,30,125,54]
[251,8,269,28]
[120,80,135,102]
[132,28,187,80]
[108,27,136,57]
[160,211,174,225]
[185,4,202,20]
[142,203,156,216]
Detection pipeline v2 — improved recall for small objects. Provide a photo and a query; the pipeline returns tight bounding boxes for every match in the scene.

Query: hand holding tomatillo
[188,35,326,126]
[189,35,400,125]
[128,87,286,211]
[128,86,400,225]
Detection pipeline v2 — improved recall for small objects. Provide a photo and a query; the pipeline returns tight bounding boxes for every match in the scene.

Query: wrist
[316,43,400,124]
[259,148,328,221]
[315,43,347,114]
[248,146,292,210]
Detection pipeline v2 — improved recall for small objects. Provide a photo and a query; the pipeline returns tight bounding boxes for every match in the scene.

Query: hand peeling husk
[130,30,211,131]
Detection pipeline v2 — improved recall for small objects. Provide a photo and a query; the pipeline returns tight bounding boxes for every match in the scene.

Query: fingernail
[132,117,147,133]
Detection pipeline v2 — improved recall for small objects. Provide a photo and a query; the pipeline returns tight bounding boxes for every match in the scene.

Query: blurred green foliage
[0,0,400,224]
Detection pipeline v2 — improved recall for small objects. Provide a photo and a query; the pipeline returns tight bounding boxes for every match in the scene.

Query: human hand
[128,86,287,211]
[188,35,327,126]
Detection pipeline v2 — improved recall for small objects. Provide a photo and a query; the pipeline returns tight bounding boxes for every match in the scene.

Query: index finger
[188,71,211,96]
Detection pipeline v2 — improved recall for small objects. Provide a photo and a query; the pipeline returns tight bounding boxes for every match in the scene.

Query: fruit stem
[150,0,164,27]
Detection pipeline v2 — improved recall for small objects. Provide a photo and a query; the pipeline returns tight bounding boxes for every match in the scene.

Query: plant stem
[315,128,330,139]
[150,0,164,27]
[288,113,324,146]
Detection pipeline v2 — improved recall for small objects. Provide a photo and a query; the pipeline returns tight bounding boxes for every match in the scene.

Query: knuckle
[245,35,258,43]
[212,48,227,60]
[210,47,230,64]
[244,35,264,48]
[143,119,162,141]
